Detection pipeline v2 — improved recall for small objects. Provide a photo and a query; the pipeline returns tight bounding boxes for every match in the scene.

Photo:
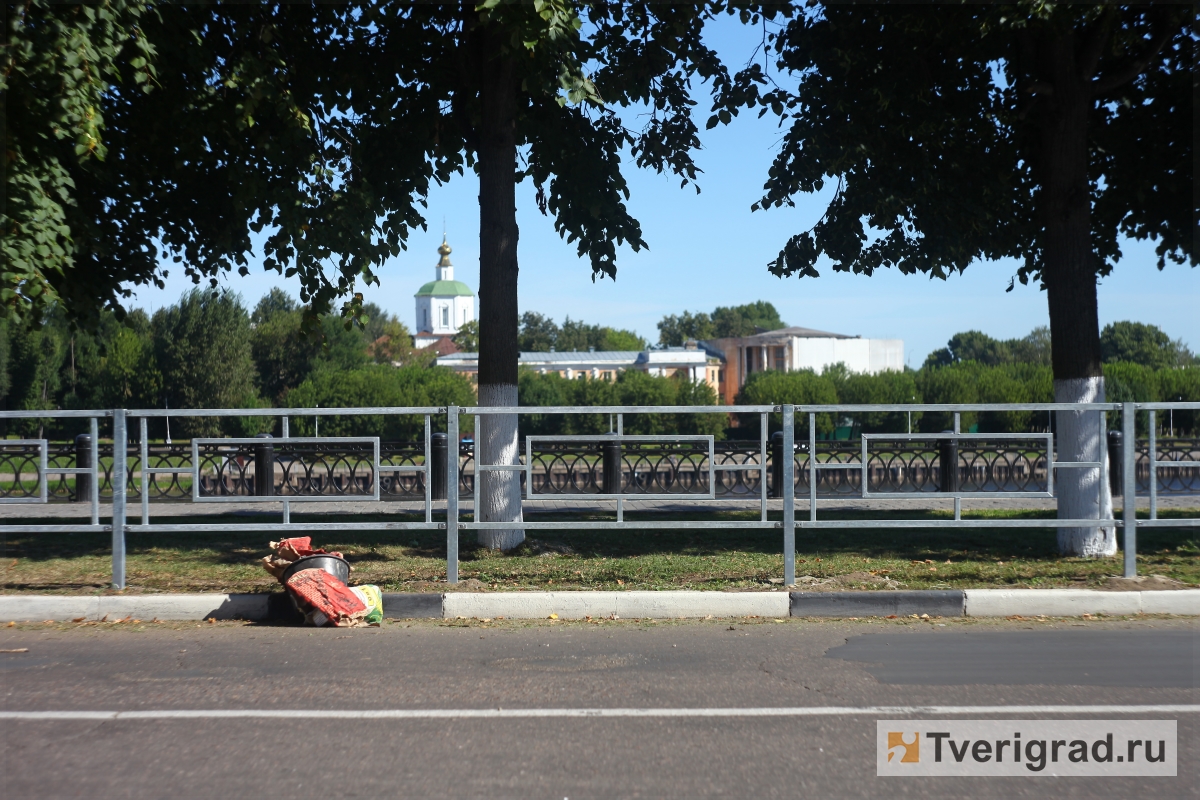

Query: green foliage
[518,312,644,352]
[1101,321,1193,369]
[925,327,1053,368]
[284,365,476,439]
[740,5,1193,282]
[827,365,922,433]
[657,301,785,345]
[152,289,260,437]
[738,370,837,437]
[2,0,156,328]
[517,369,723,437]
[453,319,480,353]
[5,2,758,344]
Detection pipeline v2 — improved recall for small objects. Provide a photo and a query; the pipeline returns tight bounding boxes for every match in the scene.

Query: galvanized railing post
[782,405,796,586]
[111,409,127,589]
[1122,402,1137,578]
[446,405,459,584]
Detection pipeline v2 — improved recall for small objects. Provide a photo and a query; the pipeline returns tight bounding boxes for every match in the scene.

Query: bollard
[770,431,784,498]
[1107,429,1123,497]
[602,437,623,494]
[430,432,448,500]
[254,433,275,497]
[938,432,959,493]
[74,433,93,503]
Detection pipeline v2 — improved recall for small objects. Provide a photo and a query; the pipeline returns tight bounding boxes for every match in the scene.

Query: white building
[706,326,904,403]
[414,236,474,347]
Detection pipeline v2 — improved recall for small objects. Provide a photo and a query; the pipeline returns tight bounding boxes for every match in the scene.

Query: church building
[414,236,474,349]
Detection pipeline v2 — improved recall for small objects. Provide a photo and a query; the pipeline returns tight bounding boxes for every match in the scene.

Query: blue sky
[123,15,1196,366]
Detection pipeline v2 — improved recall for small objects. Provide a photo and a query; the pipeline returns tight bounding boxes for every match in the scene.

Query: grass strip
[2,509,1196,595]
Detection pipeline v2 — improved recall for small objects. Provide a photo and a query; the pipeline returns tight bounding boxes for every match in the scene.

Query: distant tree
[1100,321,1193,369]
[1009,326,1052,366]
[925,327,1054,368]
[711,301,785,337]
[250,306,321,404]
[737,369,836,437]
[453,319,480,354]
[285,365,475,439]
[153,289,260,436]
[518,312,560,352]
[657,310,716,346]
[657,301,785,345]
[89,311,161,409]
[251,289,299,325]
[924,331,1011,368]
[599,327,645,352]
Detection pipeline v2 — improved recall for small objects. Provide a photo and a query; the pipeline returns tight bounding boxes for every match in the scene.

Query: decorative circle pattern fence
[5,437,1197,502]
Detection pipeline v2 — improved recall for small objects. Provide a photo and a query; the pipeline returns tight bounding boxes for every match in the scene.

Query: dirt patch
[792,571,907,591]
[1102,574,1195,591]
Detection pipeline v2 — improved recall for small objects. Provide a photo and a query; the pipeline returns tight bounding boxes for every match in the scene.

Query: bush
[285,365,476,439]
[737,370,837,437]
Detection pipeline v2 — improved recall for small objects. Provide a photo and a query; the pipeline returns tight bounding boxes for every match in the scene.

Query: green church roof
[414,280,474,298]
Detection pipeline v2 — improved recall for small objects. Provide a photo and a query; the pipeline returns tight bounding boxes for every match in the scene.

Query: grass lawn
[2,508,1197,595]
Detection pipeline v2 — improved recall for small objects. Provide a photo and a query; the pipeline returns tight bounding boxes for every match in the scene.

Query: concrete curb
[963,589,1200,617]
[1,589,1196,622]
[791,590,965,618]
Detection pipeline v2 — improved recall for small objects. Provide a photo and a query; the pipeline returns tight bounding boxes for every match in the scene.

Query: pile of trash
[262,537,382,627]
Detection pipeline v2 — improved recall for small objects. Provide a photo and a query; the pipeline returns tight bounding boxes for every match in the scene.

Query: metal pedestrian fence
[3,402,1198,588]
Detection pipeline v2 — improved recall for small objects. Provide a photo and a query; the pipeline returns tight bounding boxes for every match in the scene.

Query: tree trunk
[1035,31,1115,557]
[474,25,524,551]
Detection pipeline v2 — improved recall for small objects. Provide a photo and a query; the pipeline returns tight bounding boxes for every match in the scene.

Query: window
[441,306,449,328]
[423,309,429,330]
[745,348,753,372]
[602,371,612,381]
[774,346,787,371]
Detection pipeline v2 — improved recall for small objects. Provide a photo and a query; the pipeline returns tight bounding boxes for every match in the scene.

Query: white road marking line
[2,705,1197,721]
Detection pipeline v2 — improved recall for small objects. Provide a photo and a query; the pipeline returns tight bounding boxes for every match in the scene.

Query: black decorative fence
[4,437,1198,502]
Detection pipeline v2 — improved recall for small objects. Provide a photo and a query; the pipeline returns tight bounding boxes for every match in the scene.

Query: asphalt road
[2,616,1196,798]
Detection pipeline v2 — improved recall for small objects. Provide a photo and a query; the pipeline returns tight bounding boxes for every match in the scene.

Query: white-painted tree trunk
[476,383,525,550]
[1054,376,1115,557]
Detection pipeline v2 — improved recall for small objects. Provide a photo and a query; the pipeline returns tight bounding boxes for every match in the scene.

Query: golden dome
[437,235,453,267]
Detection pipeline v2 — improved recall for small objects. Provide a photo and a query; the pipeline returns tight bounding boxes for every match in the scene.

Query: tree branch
[1090,17,1174,96]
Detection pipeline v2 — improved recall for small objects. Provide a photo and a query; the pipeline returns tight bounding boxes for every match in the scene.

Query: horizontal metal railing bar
[1053,462,1103,469]
[1135,402,1200,410]
[128,407,445,417]
[462,403,1128,414]
[4,525,111,533]
[526,435,714,442]
[525,493,716,501]
[144,467,192,474]
[462,521,781,530]
[862,433,1055,440]
[798,519,1121,528]
[0,410,110,419]
[127,522,446,533]
[193,496,381,504]
[464,405,776,414]
[193,436,380,445]
[813,462,863,469]
[0,499,48,505]
[865,491,1055,499]
[476,464,526,472]
[1153,460,1200,467]
[713,463,766,471]
[43,468,83,474]
[377,465,426,471]
[1135,518,1200,528]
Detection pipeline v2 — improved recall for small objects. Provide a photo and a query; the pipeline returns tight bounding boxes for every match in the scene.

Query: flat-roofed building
[437,340,723,393]
[705,326,904,404]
